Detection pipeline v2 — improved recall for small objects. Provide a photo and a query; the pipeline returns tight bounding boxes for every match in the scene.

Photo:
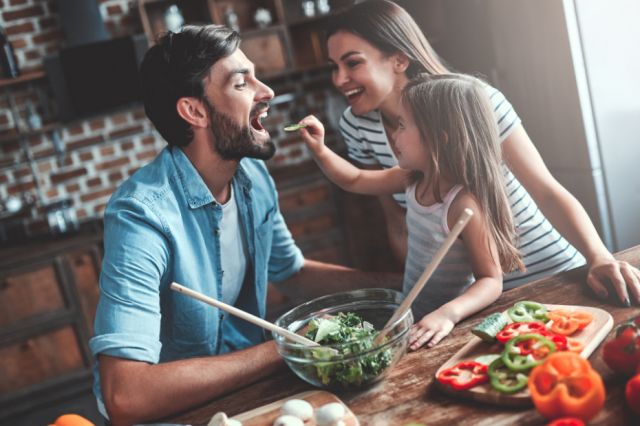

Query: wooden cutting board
[434,304,613,406]
[229,390,360,425]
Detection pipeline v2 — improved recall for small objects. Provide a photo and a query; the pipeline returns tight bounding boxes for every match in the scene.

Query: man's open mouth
[250,109,268,133]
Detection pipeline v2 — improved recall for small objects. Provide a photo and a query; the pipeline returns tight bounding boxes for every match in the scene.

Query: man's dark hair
[139,25,240,147]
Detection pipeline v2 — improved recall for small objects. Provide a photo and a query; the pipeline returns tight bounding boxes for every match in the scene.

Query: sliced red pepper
[538,329,568,352]
[437,361,488,390]
[496,322,547,344]
[547,418,585,426]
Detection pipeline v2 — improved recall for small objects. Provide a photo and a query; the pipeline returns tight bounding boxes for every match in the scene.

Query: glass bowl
[273,288,413,390]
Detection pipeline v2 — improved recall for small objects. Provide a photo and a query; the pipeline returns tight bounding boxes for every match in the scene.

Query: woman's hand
[409,309,456,351]
[587,256,640,306]
[297,115,326,156]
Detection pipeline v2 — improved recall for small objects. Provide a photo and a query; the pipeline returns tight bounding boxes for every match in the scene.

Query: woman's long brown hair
[327,0,449,77]
[403,74,524,273]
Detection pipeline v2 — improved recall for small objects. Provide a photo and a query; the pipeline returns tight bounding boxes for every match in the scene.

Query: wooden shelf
[285,10,342,27]
[0,71,46,89]
[0,122,60,145]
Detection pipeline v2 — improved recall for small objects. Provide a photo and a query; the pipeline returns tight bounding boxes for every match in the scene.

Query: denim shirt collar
[170,146,253,209]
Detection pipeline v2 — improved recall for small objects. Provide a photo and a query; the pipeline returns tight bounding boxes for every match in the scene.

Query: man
[90,25,399,425]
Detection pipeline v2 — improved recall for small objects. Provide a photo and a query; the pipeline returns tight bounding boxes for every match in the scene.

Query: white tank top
[403,183,474,320]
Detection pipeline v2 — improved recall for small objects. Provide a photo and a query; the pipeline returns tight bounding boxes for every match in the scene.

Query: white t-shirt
[219,185,247,305]
[339,82,585,289]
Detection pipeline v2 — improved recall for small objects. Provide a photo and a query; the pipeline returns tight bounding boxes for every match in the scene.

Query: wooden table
[171,247,640,426]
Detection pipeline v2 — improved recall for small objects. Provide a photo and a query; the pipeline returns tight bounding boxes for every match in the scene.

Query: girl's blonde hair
[403,74,524,273]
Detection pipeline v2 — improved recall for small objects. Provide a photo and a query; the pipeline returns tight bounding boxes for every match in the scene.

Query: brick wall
[0,0,341,239]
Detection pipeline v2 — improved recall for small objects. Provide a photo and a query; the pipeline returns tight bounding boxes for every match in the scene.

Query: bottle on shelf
[0,24,20,79]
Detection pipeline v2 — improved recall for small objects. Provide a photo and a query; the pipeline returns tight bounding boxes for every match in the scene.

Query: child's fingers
[410,329,435,350]
[427,330,449,348]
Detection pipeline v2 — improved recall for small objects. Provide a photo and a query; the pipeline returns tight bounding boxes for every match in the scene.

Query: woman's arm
[502,124,640,306]
[409,193,503,349]
[298,115,409,195]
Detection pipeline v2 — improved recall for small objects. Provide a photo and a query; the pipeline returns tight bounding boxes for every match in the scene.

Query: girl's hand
[297,115,326,156]
[409,309,456,351]
[587,256,640,306]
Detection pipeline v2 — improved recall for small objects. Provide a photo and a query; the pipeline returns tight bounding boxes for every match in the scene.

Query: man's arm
[99,341,284,426]
[275,258,403,302]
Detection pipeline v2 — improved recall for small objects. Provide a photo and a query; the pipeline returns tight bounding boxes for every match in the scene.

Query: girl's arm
[297,115,409,196]
[410,192,503,350]
[502,125,640,306]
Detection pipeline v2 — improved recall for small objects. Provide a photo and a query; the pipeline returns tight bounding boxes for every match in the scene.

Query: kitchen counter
[168,246,640,426]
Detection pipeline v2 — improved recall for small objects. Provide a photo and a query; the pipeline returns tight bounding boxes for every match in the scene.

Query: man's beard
[204,99,276,161]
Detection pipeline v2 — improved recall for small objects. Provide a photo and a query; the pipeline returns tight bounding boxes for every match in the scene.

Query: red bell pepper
[496,321,547,344]
[626,373,640,416]
[603,316,640,375]
[546,418,585,426]
[437,361,488,391]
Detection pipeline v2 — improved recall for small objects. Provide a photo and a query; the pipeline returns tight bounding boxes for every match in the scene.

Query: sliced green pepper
[507,301,549,323]
[501,333,556,372]
[488,357,529,393]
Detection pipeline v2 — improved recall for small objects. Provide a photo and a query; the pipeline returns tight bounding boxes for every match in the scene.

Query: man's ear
[176,97,209,128]
[392,52,410,74]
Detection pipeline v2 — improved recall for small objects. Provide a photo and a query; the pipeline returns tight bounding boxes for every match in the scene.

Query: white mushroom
[207,412,243,426]
[315,402,346,426]
[273,414,305,426]
[281,399,314,421]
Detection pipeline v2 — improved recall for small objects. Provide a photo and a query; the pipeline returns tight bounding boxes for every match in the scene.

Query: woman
[325,0,639,305]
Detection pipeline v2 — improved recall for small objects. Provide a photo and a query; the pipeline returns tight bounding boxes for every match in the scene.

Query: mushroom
[315,402,346,426]
[273,414,305,426]
[208,412,243,426]
[281,399,314,421]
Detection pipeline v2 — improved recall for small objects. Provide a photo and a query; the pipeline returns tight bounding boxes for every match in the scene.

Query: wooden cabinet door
[0,259,68,328]
[0,326,85,395]
[66,248,102,337]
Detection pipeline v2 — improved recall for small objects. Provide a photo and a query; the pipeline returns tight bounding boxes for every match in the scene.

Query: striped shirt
[340,83,585,292]
[404,184,474,319]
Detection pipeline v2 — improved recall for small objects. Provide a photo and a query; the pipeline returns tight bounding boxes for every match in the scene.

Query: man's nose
[255,79,274,102]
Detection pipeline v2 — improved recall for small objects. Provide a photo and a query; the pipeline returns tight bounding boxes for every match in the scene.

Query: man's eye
[235,82,247,89]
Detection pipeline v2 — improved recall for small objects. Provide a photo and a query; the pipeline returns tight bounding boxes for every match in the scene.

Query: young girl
[296,73,523,350]
[323,0,640,306]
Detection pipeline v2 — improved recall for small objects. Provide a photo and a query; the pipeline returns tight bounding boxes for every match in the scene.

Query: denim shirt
[89,146,304,407]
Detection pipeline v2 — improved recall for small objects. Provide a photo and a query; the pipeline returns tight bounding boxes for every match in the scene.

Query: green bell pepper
[507,301,549,323]
[501,333,556,372]
[488,357,529,393]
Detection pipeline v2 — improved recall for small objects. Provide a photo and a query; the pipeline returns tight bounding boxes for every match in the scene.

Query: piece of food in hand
[471,312,509,343]
[437,361,489,391]
[502,334,556,372]
[284,124,308,132]
[281,399,313,421]
[488,357,529,394]
[508,301,549,323]
[528,352,605,422]
[315,402,346,426]
[626,373,640,416]
[602,315,640,375]
[273,415,305,426]
[208,412,242,426]
[496,321,547,344]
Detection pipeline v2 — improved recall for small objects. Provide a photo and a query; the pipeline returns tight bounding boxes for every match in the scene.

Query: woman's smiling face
[328,31,403,115]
